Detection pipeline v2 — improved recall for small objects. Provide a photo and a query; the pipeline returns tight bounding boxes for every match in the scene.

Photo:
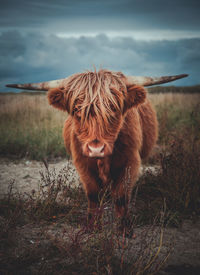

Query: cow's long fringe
[63,69,127,125]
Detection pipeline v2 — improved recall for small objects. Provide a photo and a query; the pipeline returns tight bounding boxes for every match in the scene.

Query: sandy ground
[0,157,80,196]
[0,157,200,274]
[6,218,199,275]
[0,157,158,196]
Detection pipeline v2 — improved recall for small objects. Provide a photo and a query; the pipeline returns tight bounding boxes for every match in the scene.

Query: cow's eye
[74,107,81,118]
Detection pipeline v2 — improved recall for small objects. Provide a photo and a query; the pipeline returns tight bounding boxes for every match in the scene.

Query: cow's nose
[88,144,105,157]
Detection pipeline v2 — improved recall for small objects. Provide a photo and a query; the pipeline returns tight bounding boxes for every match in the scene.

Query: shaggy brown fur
[48,69,158,223]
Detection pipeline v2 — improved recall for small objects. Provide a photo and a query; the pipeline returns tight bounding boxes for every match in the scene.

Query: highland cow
[47,70,158,223]
[6,70,188,226]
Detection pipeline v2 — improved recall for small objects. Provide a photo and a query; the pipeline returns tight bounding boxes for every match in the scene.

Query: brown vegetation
[0,90,200,274]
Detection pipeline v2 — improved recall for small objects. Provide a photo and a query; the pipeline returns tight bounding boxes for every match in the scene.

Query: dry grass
[148,92,200,109]
[0,165,173,275]
[0,94,67,159]
[0,92,200,159]
[0,94,64,124]
[0,90,200,274]
[149,92,200,145]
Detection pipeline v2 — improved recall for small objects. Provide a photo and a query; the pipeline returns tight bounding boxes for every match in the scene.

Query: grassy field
[0,91,199,218]
[0,91,200,274]
[0,91,199,219]
[0,94,67,159]
[0,91,199,159]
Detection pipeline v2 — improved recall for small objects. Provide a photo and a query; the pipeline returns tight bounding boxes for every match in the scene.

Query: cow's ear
[47,88,67,111]
[124,85,146,112]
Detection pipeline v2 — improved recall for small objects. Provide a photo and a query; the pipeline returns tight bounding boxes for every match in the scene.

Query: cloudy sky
[0,0,200,91]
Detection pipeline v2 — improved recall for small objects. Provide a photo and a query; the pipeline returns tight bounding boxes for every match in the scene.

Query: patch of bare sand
[0,157,80,196]
[0,157,200,274]
[0,157,159,197]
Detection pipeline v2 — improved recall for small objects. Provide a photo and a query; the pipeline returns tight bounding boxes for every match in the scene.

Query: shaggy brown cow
[47,70,158,222]
[6,70,188,225]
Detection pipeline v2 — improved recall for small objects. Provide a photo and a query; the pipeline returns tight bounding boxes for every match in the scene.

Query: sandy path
[0,157,200,273]
[0,158,80,196]
[0,157,158,196]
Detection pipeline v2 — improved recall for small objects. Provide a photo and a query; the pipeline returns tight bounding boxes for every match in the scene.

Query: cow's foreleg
[80,173,102,225]
[111,151,141,230]
[87,186,106,231]
[87,189,101,221]
[112,178,132,234]
[112,176,129,219]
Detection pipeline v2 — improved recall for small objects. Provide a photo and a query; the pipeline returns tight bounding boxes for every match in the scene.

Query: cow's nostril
[88,144,105,157]
[88,144,104,152]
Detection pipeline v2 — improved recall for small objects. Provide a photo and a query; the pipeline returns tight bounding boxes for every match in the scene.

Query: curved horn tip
[177,73,189,78]
[126,73,189,87]
[6,84,18,88]
[6,77,68,91]
[183,73,189,78]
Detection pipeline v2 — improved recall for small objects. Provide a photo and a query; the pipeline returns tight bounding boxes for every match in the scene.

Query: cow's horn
[6,78,68,91]
[6,73,189,90]
[126,74,188,87]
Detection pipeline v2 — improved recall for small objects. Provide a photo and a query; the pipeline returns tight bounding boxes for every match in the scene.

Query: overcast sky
[1,0,200,91]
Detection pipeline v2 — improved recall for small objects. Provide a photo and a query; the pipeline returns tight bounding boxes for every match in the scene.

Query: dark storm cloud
[0,31,198,91]
[0,0,199,90]
[0,0,200,33]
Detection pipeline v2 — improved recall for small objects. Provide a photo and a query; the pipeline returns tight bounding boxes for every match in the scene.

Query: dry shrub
[135,132,200,225]
[44,200,172,275]
[0,162,173,275]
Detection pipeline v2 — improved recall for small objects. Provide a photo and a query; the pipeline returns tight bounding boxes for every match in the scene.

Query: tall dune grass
[0,92,199,159]
[0,94,67,159]
[148,92,200,144]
